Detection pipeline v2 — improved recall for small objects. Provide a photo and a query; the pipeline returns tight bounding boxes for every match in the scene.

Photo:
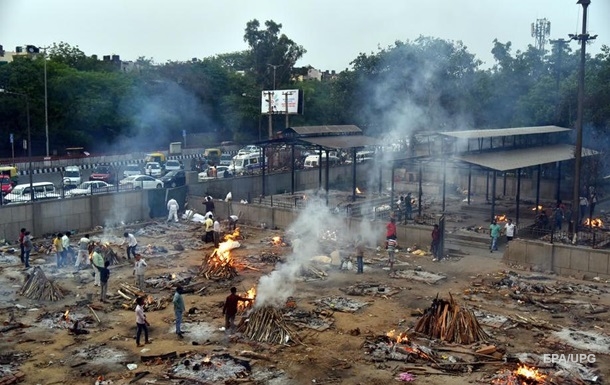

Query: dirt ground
[0,217,608,385]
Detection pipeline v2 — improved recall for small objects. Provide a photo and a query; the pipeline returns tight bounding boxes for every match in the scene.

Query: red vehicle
[0,175,13,195]
[89,165,117,184]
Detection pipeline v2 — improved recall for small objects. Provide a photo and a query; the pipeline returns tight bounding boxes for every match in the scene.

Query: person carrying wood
[223,287,252,333]
[133,254,148,290]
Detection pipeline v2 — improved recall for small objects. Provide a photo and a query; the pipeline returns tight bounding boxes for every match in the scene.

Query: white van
[4,182,60,204]
[232,153,266,174]
[63,166,82,188]
[303,154,340,169]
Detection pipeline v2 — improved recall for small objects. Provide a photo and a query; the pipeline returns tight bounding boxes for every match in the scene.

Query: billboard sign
[261,89,302,115]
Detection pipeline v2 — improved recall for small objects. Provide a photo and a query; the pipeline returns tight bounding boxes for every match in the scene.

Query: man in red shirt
[222,287,252,333]
[386,217,397,240]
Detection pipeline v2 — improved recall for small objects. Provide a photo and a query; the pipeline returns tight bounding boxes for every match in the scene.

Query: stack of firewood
[199,249,238,280]
[238,306,299,345]
[117,283,170,311]
[20,267,65,301]
[414,293,489,344]
[98,243,122,265]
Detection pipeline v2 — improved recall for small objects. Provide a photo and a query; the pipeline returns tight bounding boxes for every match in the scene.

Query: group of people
[394,193,413,224]
[489,218,516,253]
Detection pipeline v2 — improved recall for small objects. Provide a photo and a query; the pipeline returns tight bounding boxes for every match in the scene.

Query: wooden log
[141,351,177,363]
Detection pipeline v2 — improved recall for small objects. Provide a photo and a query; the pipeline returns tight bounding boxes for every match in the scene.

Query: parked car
[63,165,82,189]
[219,153,234,166]
[90,164,117,184]
[0,175,13,195]
[3,182,60,204]
[161,170,186,188]
[119,175,164,190]
[123,164,143,178]
[144,162,163,177]
[237,145,261,156]
[165,160,183,172]
[65,181,114,197]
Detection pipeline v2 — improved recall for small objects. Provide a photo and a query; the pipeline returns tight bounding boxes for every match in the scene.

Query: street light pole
[43,46,49,157]
[0,89,34,202]
[265,91,274,139]
[570,0,597,231]
[268,64,280,90]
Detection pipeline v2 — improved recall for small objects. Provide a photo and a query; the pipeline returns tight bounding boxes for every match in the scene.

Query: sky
[1,0,609,71]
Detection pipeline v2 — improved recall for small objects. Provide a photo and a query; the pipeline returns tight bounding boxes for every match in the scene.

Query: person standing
[54,233,64,267]
[173,286,185,338]
[167,198,179,223]
[135,297,151,347]
[554,203,564,230]
[95,260,110,302]
[386,217,397,240]
[228,215,239,231]
[76,234,91,269]
[18,228,26,264]
[133,254,147,290]
[204,196,215,215]
[405,193,413,221]
[355,236,365,274]
[489,220,501,253]
[589,187,598,219]
[386,237,398,271]
[123,232,137,260]
[504,219,516,242]
[61,231,72,265]
[222,287,251,333]
[91,246,104,287]
[213,217,221,248]
[579,194,589,223]
[204,215,214,244]
[23,231,33,269]
[431,224,440,261]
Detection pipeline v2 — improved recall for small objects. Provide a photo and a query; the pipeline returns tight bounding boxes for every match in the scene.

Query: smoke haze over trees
[0,19,608,157]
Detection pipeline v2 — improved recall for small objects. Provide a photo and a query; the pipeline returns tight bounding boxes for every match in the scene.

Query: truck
[169,142,182,155]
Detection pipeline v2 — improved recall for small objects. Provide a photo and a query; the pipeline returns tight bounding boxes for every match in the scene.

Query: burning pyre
[237,287,256,313]
[364,330,436,363]
[491,364,548,385]
[495,214,507,223]
[199,229,241,280]
[583,218,604,228]
[414,293,489,344]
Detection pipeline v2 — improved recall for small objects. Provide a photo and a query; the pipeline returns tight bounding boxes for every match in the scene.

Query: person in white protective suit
[167,198,180,222]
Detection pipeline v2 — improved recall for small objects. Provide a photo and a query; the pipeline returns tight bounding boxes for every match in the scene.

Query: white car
[144,162,163,177]
[165,160,183,172]
[237,145,261,156]
[119,175,164,190]
[65,181,114,197]
[123,164,142,178]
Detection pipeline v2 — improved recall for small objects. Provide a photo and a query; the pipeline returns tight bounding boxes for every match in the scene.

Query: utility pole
[570,0,597,231]
[264,91,274,139]
[43,46,49,157]
[531,18,551,51]
[283,91,294,128]
[549,38,569,122]
[268,64,280,90]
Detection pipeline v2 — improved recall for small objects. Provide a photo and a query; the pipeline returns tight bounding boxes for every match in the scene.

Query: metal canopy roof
[298,135,382,149]
[441,125,571,139]
[453,144,598,172]
[286,125,362,136]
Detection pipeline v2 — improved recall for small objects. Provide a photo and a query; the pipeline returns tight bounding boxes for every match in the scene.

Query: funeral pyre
[364,331,437,363]
[199,229,241,280]
[117,283,171,311]
[414,293,489,344]
[237,306,300,345]
[20,267,65,301]
[170,353,251,383]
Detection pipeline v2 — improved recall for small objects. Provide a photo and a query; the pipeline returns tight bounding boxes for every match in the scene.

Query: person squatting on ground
[135,297,151,347]
[76,234,91,269]
[173,286,185,338]
[54,233,64,268]
[223,287,251,333]
[431,224,440,261]
[167,198,179,223]
[23,231,33,269]
[123,232,138,260]
[19,228,26,264]
[133,254,147,290]
[61,231,72,265]
[355,236,365,274]
[504,219,516,242]
[95,260,110,302]
[386,237,398,271]
[213,217,221,248]
[91,246,104,287]
[489,220,501,253]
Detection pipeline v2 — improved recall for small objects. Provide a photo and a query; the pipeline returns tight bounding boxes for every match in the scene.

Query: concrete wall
[0,190,148,240]
[503,239,610,279]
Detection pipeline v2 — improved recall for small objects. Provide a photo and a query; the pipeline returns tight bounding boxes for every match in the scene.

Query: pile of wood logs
[98,243,121,265]
[20,267,64,301]
[238,306,299,345]
[117,283,169,311]
[199,249,238,280]
[414,293,489,344]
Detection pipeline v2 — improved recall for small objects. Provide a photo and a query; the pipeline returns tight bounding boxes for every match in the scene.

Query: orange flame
[531,205,543,211]
[223,228,240,242]
[494,214,507,222]
[386,329,409,344]
[355,187,362,194]
[514,364,547,382]
[238,287,256,312]
[584,218,604,228]
[272,236,282,246]
[63,310,70,321]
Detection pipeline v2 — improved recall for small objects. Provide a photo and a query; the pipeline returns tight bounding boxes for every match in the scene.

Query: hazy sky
[1,0,608,70]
